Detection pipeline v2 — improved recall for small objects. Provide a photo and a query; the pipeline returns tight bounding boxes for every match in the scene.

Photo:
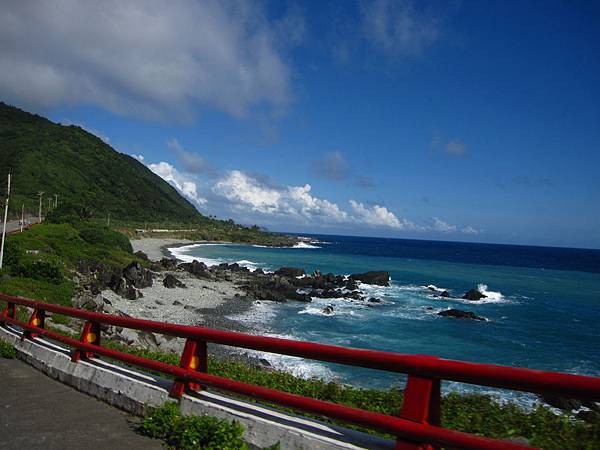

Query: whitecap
[293,242,321,249]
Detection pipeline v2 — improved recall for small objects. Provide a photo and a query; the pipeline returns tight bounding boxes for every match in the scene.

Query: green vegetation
[101,341,600,450]
[0,101,296,246]
[141,402,248,450]
[0,339,16,359]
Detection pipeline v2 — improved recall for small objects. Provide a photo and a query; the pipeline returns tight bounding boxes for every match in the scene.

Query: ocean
[170,234,600,404]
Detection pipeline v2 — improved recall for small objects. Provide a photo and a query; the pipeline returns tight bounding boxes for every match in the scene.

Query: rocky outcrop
[438,309,485,321]
[349,271,390,286]
[123,261,153,289]
[163,274,186,289]
[180,260,213,278]
[274,267,305,278]
[440,290,450,298]
[462,288,486,301]
[322,305,334,315]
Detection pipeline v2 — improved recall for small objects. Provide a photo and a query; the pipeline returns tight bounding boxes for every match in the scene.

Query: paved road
[1,217,36,234]
[0,358,164,450]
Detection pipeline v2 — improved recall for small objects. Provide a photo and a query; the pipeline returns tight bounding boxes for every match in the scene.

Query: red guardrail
[2,293,599,449]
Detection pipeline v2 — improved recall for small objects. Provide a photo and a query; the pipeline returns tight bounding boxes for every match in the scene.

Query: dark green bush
[140,402,248,449]
[12,260,63,283]
[77,223,133,253]
[0,340,16,359]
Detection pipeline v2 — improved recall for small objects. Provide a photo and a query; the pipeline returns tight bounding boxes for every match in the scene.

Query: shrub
[12,260,63,283]
[0,340,16,359]
[140,402,248,450]
[78,223,133,253]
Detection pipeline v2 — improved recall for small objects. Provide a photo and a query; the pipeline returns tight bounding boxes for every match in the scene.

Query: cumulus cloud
[431,217,457,232]
[148,161,207,206]
[167,139,214,176]
[461,226,480,235]
[213,170,348,223]
[0,0,295,121]
[361,0,440,57]
[312,151,351,181]
[349,200,414,229]
[131,154,145,163]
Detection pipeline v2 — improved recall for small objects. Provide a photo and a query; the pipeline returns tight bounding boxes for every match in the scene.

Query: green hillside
[0,101,199,221]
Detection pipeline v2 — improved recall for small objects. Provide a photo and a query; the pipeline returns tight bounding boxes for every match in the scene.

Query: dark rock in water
[322,305,334,315]
[426,306,433,310]
[350,271,390,286]
[123,261,153,289]
[427,286,437,291]
[163,274,186,289]
[254,268,264,275]
[440,290,450,298]
[124,285,143,300]
[438,309,485,321]
[576,410,600,423]
[462,288,486,301]
[274,267,305,278]
[540,394,600,412]
[368,297,382,303]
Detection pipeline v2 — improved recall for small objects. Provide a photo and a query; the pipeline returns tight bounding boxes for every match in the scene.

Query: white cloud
[461,225,480,235]
[350,200,411,229]
[213,170,348,223]
[431,217,457,232]
[0,0,294,121]
[148,161,207,206]
[131,154,145,163]
[361,0,440,57]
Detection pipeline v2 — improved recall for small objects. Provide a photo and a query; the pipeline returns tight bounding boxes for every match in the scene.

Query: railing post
[0,301,16,326]
[72,321,101,362]
[395,375,441,450]
[170,338,208,398]
[22,308,46,340]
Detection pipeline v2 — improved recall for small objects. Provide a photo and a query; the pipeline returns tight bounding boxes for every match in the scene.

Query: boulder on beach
[124,285,143,300]
[180,260,211,278]
[274,267,305,278]
[462,288,486,301]
[438,309,485,321]
[349,271,390,286]
[123,261,153,289]
[163,274,186,289]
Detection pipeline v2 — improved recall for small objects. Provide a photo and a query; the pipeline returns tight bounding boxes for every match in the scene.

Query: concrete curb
[0,325,393,449]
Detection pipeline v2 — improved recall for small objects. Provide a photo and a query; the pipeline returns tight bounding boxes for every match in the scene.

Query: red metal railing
[2,293,600,449]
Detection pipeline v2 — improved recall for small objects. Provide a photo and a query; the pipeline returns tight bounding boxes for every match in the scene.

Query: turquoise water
[171,236,600,400]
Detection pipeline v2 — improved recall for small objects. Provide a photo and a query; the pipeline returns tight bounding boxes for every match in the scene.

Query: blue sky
[1,1,599,248]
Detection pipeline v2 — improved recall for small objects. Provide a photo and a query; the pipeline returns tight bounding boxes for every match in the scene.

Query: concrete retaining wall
[0,324,393,449]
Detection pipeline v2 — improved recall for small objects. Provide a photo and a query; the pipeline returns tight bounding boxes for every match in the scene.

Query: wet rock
[368,297,382,303]
[322,305,334,315]
[173,300,183,306]
[540,394,600,412]
[349,271,390,286]
[462,288,486,301]
[274,267,305,278]
[440,290,450,298]
[259,358,272,367]
[163,274,186,289]
[159,258,178,270]
[438,309,485,321]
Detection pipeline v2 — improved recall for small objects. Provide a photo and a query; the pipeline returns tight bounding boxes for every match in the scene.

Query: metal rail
[2,292,599,449]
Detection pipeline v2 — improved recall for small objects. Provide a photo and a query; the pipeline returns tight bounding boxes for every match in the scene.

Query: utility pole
[107,212,110,227]
[20,204,24,232]
[48,198,52,210]
[54,194,58,208]
[0,174,11,269]
[37,191,44,224]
